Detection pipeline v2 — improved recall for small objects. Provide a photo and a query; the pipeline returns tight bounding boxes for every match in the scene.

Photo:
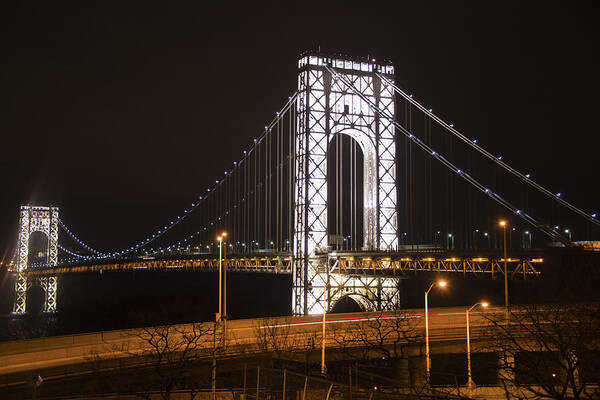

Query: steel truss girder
[26,256,294,276]
[329,255,541,278]
[28,253,542,279]
[293,55,398,315]
[13,206,59,314]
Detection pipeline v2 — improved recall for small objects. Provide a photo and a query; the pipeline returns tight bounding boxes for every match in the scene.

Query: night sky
[2,1,599,260]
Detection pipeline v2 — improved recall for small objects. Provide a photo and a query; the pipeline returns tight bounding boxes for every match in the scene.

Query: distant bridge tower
[13,206,59,314]
[293,54,399,315]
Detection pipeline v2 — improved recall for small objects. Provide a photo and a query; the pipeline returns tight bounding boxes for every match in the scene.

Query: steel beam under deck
[25,250,543,278]
[325,251,543,278]
[25,256,294,276]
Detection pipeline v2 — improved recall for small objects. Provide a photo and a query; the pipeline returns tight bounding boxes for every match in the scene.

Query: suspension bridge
[8,53,599,316]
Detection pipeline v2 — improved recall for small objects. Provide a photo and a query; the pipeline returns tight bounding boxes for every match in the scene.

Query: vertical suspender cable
[254,142,257,249]
[246,152,250,253]
[340,131,343,241]
[280,116,284,250]
[424,115,428,244]
[349,134,353,250]
[268,130,271,247]
[264,133,268,248]
[427,117,432,244]
[269,127,273,248]
[336,133,340,240]
[289,104,293,250]
[353,138,357,250]
[409,104,413,247]
[404,99,409,246]
[276,120,280,250]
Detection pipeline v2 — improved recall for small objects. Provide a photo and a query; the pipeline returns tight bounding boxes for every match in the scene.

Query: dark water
[0,270,292,340]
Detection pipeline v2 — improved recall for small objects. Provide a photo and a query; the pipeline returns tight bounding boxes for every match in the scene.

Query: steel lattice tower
[13,206,59,314]
[293,54,399,315]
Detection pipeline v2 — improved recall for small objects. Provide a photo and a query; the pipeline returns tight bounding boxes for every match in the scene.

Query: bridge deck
[23,250,544,278]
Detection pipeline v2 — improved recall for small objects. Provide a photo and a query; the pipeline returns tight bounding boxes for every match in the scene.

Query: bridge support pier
[12,206,59,315]
[293,254,400,315]
[292,54,399,315]
[13,272,28,314]
[13,274,58,314]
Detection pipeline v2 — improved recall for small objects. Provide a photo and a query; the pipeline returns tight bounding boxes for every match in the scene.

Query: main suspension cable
[58,219,106,256]
[328,66,573,246]
[377,73,599,227]
[59,92,298,262]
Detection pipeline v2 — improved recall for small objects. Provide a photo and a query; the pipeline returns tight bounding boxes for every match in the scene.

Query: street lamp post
[499,221,509,309]
[216,232,228,322]
[222,232,228,320]
[217,236,223,322]
[425,280,447,386]
[214,232,227,400]
[466,302,489,395]
[321,282,330,376]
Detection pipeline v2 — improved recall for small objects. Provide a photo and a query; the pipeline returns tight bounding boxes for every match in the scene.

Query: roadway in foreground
[0,306,489,377]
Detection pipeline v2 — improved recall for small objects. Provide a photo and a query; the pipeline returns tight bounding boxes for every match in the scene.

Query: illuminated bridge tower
[293,54,399,315]
[13,206,59,314]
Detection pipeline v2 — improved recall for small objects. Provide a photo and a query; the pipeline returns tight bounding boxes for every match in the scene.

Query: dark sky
[1,1,599,259]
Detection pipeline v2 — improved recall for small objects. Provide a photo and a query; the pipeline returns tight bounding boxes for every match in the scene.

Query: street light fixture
[499,221,509,309]
[425,280,447,385]
[466,302,489,395]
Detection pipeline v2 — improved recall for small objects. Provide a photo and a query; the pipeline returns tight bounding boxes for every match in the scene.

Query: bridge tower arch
[13,206,59,314]
[331,293,376,313]
[293,54,399,315]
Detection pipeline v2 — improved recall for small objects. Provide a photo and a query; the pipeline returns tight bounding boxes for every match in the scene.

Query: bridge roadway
[24,249,544,278]
[0,306,501,378]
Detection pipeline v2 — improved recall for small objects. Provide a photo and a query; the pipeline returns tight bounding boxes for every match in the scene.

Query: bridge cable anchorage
[69,92,299,263]
[326,66,575,247]
[58,218,106,256]
[376,73,600,228]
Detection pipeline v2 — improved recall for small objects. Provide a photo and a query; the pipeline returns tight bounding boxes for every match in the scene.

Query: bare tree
[483,303,600,400]
[253,316,319,359]
[128,322,215,399]
[331,311,420,361]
